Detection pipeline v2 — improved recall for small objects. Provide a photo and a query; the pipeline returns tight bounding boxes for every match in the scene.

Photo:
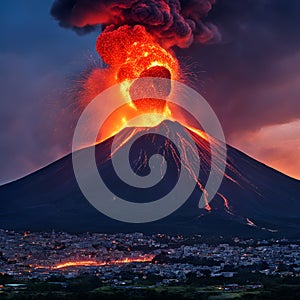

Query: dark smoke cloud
[177,0,300,137]
[50,0,220,48]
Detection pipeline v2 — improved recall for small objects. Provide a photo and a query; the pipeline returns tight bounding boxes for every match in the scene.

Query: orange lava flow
[36,255,155,270]
[54,255,155,269]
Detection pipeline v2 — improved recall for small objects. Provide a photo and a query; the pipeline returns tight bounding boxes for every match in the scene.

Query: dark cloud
[50,0,220,48]
[176,0,300,137]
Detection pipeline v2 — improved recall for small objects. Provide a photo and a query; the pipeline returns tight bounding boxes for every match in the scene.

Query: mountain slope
[0,121,299,237]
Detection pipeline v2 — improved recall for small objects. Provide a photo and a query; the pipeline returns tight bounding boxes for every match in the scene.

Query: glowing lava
[36,255,155,270]
[94,25,181,141]
[97,25,179,84]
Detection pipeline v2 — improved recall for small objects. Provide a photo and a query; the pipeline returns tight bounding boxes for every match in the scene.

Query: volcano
[0,120,299,238]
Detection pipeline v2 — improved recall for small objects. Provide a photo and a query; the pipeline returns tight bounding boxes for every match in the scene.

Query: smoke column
[51,0,220,49]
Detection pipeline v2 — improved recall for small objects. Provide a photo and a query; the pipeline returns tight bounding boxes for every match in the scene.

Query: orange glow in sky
[231,119,300,180]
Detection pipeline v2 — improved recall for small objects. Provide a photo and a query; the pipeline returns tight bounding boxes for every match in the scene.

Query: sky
[0,0,299,184]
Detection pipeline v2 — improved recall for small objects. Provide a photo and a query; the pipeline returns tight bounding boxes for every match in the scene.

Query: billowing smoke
[51,0,220,48]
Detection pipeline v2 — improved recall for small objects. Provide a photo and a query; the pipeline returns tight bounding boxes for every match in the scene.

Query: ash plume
[51,0,220,48]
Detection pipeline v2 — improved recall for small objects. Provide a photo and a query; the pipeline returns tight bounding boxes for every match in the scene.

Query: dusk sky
[1,0,300,184]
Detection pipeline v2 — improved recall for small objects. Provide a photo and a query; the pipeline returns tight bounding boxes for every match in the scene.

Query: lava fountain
[95,25,182,141]
[50,0,221,141]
